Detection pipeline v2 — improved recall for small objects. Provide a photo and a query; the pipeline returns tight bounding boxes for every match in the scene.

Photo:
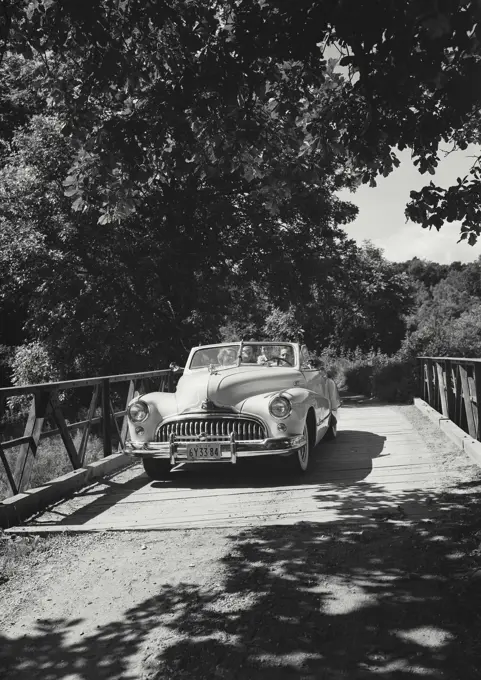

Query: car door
[300,345,330,432]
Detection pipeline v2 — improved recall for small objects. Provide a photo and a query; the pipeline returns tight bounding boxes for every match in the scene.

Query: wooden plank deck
[7,404,446,533]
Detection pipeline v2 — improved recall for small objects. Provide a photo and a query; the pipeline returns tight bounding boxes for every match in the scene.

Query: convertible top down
[125,341,341,479]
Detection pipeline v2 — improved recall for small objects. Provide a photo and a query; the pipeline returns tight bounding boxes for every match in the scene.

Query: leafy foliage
[399,256,481,358]
[2,1,481,391]
[0,112,364,376]
[319,347,416,403]
[1,1,480,240]
[10,340,59,387]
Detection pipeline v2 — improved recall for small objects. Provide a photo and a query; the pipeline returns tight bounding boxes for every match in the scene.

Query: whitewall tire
[290,423,310,472]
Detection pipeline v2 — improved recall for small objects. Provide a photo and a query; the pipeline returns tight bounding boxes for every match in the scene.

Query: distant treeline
[392,256,481,359]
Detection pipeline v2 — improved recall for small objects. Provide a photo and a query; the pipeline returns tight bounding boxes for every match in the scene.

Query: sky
[337,145,481,265]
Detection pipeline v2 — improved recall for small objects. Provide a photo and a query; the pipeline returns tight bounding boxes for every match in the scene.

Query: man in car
[241,345,256,363]
[279,347,294,365]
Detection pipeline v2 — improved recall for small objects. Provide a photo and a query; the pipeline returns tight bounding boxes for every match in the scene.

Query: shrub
[372,358,417,403]
[10,341,60,386]
[7,341,60,414]
[324,348,416,403]
[345,363,374,395]
[341,349,387,396]
[0,344,13,387]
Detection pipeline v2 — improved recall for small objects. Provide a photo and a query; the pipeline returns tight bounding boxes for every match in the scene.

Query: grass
[0,532,80,586]
[0,534,43,585]
[0,429,104,502]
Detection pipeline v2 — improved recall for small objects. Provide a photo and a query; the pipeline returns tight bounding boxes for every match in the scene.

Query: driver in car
[279,347,294,365]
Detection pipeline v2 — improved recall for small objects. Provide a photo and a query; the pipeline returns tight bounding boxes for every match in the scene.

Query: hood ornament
[201,399,215,410]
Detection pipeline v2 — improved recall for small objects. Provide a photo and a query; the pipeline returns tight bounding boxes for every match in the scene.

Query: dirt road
[1,405,481,679]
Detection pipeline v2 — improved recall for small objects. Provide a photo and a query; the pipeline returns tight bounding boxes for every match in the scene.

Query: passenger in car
[241,345,256,363]
[257,346,271,364]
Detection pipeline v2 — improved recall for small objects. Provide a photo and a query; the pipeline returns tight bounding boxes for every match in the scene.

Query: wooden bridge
[1,357,480,532]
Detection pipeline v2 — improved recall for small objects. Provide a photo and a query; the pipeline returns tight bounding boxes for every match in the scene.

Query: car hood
[176,365,305,413]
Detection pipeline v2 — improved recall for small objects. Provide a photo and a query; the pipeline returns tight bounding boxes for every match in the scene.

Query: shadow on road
[150,428,386,490]
[38,428,386,527]
[2,479,481,678]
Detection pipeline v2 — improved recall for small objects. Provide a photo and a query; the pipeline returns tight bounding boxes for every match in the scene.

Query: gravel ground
[1,403,481,679]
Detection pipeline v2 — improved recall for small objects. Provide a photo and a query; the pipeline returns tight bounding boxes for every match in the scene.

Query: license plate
[186,444,222,461]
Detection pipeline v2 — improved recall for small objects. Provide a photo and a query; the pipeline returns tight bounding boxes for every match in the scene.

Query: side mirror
[169,362,180,372]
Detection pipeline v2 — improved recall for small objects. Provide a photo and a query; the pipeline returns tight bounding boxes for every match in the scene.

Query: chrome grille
[156,418,266,442]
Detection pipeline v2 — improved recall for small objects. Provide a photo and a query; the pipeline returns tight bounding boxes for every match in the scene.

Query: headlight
[128,400,150,423]
[269,395,292,419]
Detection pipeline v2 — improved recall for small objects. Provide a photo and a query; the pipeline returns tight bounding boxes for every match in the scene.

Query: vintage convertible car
[125,341,341,479]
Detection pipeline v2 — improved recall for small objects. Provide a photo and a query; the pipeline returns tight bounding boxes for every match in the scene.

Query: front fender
[127,392,177,442]
[240,388,314,438]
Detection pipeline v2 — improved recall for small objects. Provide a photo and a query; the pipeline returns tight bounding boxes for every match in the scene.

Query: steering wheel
[267,356,292,366]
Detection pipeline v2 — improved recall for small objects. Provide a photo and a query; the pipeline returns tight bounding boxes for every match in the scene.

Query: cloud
[337,147,481,264]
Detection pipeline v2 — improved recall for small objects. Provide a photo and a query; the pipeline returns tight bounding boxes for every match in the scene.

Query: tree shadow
[31,428,386,528]
[2,484,481,678]
[150,428,386,491]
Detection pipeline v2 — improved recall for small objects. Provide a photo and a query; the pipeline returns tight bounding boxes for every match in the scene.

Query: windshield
[189,343,296,369]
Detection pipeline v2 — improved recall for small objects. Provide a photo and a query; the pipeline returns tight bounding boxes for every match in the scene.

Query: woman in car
[257,346,273,364]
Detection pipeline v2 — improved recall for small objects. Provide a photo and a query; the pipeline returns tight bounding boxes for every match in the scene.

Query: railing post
[434,361,448,417]
[425,359,433,406]
[14,390,52,493]
[459,364,477,439]
[50,390,81,469]
[0,443,18,496]
[474,364,481,441]
[416,358,422,398]
[454,363,462,428]
[444,360,455,421]
[102,379,112,457]
[78,384,100,465]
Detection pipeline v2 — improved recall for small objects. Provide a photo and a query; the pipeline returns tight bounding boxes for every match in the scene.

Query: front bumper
[124,433,306,465]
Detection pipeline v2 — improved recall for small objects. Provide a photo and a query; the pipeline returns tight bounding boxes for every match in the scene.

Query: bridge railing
[418,356,481,441]
[0,368,182,498]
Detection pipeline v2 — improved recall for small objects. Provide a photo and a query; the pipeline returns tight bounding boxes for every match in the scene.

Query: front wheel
[142,458,171,480]
[288,423,311,473]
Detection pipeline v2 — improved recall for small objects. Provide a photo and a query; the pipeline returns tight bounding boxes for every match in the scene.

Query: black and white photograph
[1,2,481,678]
